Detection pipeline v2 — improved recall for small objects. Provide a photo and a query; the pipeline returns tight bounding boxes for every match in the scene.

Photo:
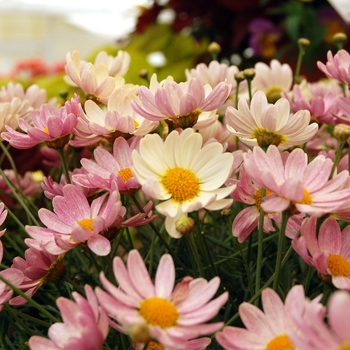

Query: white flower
[132,128,235,238]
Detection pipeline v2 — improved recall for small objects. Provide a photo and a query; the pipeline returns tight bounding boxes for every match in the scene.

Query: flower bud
[333,124,350,141]
[176,215,195,235]
[234,71,245,84]
[243,68,256,80]
[298,38,310,49]
[333,32,347,45]
[207,42,221,55]
[129,323,151,344]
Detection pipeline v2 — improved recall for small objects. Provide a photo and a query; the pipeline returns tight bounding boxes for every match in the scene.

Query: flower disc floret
[139,297,179,328]
[161,168,200,203]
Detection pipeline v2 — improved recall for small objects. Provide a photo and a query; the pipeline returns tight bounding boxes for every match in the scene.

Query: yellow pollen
[327,254,350,277]
[133,119,140,130]
[43,126,49,134]
[77,218,94,231]
[266,334,295,350]
[147,342,165,350]
[253,187,272,210]
[300,188,312,205]
[139,297,179,328]
[337,342,350,350]
[252,128,286,148]
[161,167,200,203]
[265,87,284,103]
[118,167,133,183]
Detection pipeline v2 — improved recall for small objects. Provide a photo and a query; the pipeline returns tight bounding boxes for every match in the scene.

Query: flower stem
[130,194,193,275]
[272,211,289,291]
[223,244,294,327]
[330,140,345,179]
[56,147,70,184]
[0,274,59,323]
[185,232,204,278]
[255,187,266,301]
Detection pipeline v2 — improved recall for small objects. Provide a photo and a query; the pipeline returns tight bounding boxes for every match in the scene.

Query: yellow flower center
[252,128,286,148]
[253,187,272,210]
[266,334,295,350]
[147,342,165,350]
[265,87,284,103]
[161,167,200,203]
[337,342,350,350]
[327,254,350,277]
[134,119,140,130]
[77,218,94,231]
[118,167,133,183]
[43,126,49,134]
[40,255,66,284]
[300,188,312,204]
[139,297,179,328]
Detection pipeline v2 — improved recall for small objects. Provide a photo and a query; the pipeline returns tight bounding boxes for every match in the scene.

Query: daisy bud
[298,37,310,49]
[129,323,151,344]
[333,32,347,45]
[333,123,350,141]
[243,68,256,80]
[176,215,195,235]
[207,41,221,55]
[138,68,149,81]
[221,208,232,217]
[234,71,245,84]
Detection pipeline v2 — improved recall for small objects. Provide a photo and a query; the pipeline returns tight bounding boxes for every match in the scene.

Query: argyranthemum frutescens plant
[2,37,350,350]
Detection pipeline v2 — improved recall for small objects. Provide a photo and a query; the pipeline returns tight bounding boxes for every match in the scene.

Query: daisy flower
[73,136,142,194]
[1,97,80,150]
[216,285,324,350]
[25,184,125,256]
[28,285,109,350]
[132,128,235,238]
[317,49,350,86]
[10,247,65,306]
[229,165,303,242]
[225,90,318,150]
[243,145,350,216]
[131,74,231,129]
[291,290,350,350]
[292,215,350,290]
[64,50,121,103]
[95,249,228,349]
[252,59,293,103]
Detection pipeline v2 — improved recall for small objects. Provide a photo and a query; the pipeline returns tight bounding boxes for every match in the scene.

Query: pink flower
[64,50,120,103]
[226,90,318,150]
[10,247,65,305]
[26,184,125,256]
[131,75,231,129]
[95,249,228,349]
[291,290,350,350]
[216,285,324,350]
[292,215,350,290]
[1,97,79,149]
[229,165,303,242]
[73,136,141,194]
[28,285,109,350]
[284,83,340,124]
[317,49,350,85]
[243,145,350,216]
[252,59,293,103]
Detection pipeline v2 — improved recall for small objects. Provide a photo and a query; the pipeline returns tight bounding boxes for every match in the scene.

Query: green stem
[330,140,345,179]
[130,194,193,275]
[224,244,294,326]
[0,274,59,323]
[272,211,289,291]
[255,187,265,301]
[0,168,39,226]
[56,147,70,184]
[185,232,204,278]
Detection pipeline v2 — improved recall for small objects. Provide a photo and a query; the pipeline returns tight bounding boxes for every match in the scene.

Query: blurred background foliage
[1,0,350,97]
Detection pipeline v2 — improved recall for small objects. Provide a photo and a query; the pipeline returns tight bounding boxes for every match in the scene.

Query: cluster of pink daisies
[0,43,350,349]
